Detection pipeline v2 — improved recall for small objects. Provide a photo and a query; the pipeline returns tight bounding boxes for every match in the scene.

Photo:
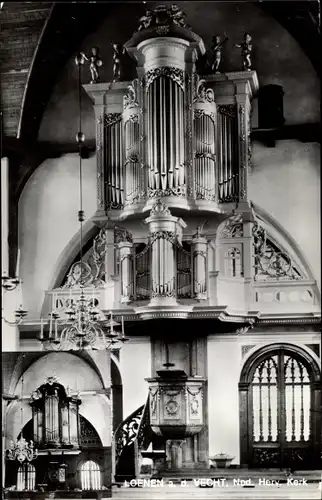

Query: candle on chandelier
[40,318,44,340]
[54,317,58,339]
[121,316,124,337]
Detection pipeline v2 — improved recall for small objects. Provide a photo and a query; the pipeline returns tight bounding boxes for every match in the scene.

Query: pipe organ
[118,201,211,304]
[30,377,81,450]
[83,5,258,307]
[84,15,258,218]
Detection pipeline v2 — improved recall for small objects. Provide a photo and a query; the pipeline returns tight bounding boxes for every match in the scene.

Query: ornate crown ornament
[150,199,171,216]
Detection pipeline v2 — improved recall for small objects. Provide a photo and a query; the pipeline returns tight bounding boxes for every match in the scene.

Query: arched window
[225,247,243,277]
[239,345,321,469]
[17,463,36,491]
[80,461,101,490]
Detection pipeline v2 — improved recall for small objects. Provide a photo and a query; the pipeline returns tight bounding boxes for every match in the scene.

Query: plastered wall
[18,153,97,317]
[119,337,151,418]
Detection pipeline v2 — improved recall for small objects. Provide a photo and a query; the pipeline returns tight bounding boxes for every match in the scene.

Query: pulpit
[146,369,205,470]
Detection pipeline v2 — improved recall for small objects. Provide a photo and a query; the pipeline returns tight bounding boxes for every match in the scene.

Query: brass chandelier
[7,374,38,463]
[38,51,128,351]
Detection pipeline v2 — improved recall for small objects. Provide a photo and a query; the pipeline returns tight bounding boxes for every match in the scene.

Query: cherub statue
[81,47,102,84]
[169,4,187,27]
[211,34,229,73]
[235,32,252,71]
[112,43,125,82]
[137,9,153,31]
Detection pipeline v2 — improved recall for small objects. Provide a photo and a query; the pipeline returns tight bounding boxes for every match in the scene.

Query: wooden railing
[112,395,152,482]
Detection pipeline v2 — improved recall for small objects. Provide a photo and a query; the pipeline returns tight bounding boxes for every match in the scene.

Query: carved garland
[146,67,184,90]
[194,108,216,122]
[104,113,122,127]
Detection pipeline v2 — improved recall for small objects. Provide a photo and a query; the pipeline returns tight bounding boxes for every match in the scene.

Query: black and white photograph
[1,1,321,499]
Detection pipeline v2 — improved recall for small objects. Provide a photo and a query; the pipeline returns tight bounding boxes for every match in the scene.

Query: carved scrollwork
[218,104,237,118]
[114,405,144,462]
[146,67,184,90]
[123,79,139,110]
[150,230,176,245]
[252,221,302,281]
[193,76,215,104]
[147,186,186,198]
[220,214,244,238]
[104,113,122,127]
[106,201,123,210]
[194,108,216,122]
[114,226,133,244]
[62,229,107,288]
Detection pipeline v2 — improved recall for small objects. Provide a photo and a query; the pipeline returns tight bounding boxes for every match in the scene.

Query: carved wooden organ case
[30,377,81,450]
[84,25,258,218]
[83,18,258,307]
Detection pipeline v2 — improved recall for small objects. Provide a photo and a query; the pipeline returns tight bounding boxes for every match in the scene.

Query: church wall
[207,336,242,464]
[119,337,151,418]
[250,140,321,287]
[207,331,321,465]
[18,154,97,318]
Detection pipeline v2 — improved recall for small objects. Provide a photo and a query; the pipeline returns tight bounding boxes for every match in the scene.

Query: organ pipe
[119,241,134,303]
[124,114,141,205]
[105,115,123,209]
[193,111,216,201]
[145,201,186,304]
[147,77,185,195]
[191,231,207,300]
[217,106,238,202]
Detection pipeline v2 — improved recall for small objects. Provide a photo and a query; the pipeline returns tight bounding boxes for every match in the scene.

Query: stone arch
[239,342,321,468]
